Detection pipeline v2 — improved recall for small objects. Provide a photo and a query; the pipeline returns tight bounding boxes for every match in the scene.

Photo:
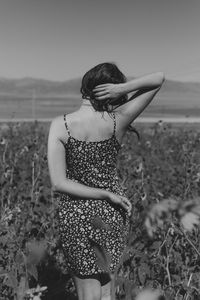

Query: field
[1,120,200,300]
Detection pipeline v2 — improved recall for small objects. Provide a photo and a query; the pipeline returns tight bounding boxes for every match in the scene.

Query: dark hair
[80,62,140,140]
[80,62,127,112]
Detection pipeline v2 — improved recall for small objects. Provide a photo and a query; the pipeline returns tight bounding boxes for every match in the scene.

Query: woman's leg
[72,275,102,300]
[101,281,111,300]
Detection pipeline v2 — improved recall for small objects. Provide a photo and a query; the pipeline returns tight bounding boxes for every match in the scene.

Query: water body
[0,117,200,123]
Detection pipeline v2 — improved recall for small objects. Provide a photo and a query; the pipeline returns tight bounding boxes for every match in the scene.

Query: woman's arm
[93,72,165,125]
[47,117,110,200]
[93,72,164,100]
[119,71,164,94]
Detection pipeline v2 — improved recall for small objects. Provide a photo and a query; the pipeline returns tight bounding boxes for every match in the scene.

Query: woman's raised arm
[93,72,165,126]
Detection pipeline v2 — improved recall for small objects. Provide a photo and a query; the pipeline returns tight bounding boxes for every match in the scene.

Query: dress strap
[64,114,71,137]
[112,112,116,135]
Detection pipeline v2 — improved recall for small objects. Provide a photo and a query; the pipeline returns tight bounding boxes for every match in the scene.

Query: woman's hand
[92,83,124,101]
[106,191,132,216]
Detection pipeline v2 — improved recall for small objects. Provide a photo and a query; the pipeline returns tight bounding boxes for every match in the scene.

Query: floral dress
[57,112,130,285]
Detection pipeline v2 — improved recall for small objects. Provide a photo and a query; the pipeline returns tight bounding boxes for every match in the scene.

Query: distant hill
[0,77,200,118]
[0,77,82,96]
[170,71,200,82]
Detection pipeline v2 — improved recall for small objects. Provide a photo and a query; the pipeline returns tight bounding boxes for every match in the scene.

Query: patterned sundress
[57,112,130,285]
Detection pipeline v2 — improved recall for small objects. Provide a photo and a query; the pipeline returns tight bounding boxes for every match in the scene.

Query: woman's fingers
[120,197,131,210]
[93,91,109,97]
[93,84,111,89]
[93,88,107,94]
[93,86,111,92]
[94,95,110,100]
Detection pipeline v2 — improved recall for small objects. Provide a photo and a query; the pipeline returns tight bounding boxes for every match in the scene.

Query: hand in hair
[93,83,124,101]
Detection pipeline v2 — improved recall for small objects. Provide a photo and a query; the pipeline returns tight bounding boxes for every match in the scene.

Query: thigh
[72,275,102,300]
[101,281,111,298]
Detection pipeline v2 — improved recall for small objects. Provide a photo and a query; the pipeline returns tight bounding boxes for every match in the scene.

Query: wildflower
[42,154,47,161]
[194,172,200,182]
[181,212,200,232]
[0,137,6,145]
[4,212,13,221]
[157,120,163,127]
[168,148,174,153]
[135,162,143,173]
[33,153,39,160]
[4,169,12,179]
[25,284,47,300]
[127,153,132,161]
[141,192,147,201]
[15,206,21,213]
[19,149,25,156]
[187,168,192,175]
[157,191,164,197]
[24,145,29,152]
[146,140,151,148]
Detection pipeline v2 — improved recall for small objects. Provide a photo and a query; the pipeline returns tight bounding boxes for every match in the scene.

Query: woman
[47,62,165,300]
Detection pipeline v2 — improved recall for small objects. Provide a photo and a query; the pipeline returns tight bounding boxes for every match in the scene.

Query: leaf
[144,217,156,238]
[191,204,200,216]
[16,252,24,265]
[135,288,164,300]
[16,276,27,300]
[27,264,38,281]
[0,235,8,246]
[91,216,111,231]
[138,264,149,285]
[33,296,41,300]
[0,267,7,276]
[88,238,111,272]
[145,198,178,237]
[172,274,181,284]
[181,212,200,232]
[150,241,161,251]
[6,271,18,289]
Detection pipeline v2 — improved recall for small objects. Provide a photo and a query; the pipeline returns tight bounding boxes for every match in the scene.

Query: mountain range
[0,77,200,119]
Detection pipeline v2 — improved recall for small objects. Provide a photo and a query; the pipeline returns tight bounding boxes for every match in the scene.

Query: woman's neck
[82,99,92,106]
[80,100,96,112]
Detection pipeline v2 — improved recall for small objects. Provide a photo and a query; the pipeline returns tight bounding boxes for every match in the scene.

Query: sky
[0,0,200,81]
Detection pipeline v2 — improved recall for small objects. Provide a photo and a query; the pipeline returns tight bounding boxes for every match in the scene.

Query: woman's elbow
[155,72,165,86]
[51,178,67,193]
[51,180,61,192]
[51,184,58,192]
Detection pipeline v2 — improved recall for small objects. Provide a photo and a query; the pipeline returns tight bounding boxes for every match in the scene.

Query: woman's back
[61,110,125,194]
[58,107,125,145]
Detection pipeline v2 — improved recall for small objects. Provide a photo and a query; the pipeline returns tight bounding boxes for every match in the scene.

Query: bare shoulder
[49,115,64,131]
[112,107,131,131]
[110,109,130,142]
[48,114,69,143]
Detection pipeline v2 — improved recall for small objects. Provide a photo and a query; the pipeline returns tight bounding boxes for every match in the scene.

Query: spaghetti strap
[64,114,71,137]
[112,112,116,135]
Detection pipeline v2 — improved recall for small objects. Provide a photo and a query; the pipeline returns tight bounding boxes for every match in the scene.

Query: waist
[67,175,126,195]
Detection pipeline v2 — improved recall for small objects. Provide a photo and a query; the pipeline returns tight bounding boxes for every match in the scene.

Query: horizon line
[0,75,200,84]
